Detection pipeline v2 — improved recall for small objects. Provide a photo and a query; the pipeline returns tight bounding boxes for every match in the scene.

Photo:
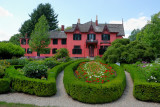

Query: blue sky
[0,0,160,41]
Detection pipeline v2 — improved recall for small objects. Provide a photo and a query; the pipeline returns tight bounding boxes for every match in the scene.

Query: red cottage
[20,17,125,58]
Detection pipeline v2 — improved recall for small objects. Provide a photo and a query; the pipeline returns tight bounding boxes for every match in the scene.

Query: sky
[0,0,160,41]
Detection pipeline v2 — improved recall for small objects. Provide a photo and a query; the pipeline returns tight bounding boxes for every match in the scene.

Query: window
[27,48,32,54]
[21,39,26,45]
[52,48,57,54]
[72,46,82,54]
[73,34,81,40]
[27,39,30,44]
[87,34,96,40]
[53,39,58,44]
[99,46,108,55]
[61,39,66,44]
[102,34,110,40]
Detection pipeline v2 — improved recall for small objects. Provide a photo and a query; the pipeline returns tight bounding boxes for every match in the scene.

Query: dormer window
[87,34,96,40]
[73,34,81,40]
[102,34,110,40]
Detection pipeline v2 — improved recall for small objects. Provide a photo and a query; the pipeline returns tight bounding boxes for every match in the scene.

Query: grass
[0,101,38,107]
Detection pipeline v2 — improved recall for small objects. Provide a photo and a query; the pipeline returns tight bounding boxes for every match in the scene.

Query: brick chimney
[78,18,80,24]
[61,25,64,31]
[96,15,98,26]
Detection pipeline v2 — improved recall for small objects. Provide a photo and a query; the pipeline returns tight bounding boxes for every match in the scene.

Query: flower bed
[64,61,126,103]
[123,64,160,102]
[75,61,116,84]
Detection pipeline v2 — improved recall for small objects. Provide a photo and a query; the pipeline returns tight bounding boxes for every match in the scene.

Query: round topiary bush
[23,62,48,79]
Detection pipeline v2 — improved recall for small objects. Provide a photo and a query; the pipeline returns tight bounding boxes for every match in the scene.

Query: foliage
[29,15,50,56]
[64,60,126,103]
[6,58,29,66]
[128,29,140,41]
[75,61,116,84]
[5,60,75,96]
[102,39,155,63]
[123,64,160,102]
[44,58,61,69]
[54,48,70,60]
[0,42,25,59]
[19,3,58,36]
[9,34,21,45]
[0,101,38,107]
[0,65,5,78]
[23,62,48,79]
[0,78,10,94]
[136,11,160,54]
[64,26,72,31]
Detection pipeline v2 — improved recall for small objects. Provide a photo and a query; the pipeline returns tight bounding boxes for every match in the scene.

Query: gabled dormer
[103,23,110,33]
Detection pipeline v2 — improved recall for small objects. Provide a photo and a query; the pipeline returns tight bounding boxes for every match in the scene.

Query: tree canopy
[136,11,160,54]
[102,39,155,63]
[19,3,58,36]
[9,34,21,45]
[128,29,140,41]
[29,15,50,56]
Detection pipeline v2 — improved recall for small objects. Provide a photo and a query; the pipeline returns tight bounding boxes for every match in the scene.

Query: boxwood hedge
[0,78,10,94]
[123,64,160,102]
[63,60,126,103]
[4,59,86,96]
[4,60,75,96]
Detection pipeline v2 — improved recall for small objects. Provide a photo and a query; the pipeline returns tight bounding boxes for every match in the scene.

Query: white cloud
[0,30,11,41]
[0,6,13,17]
[109,16,149,38]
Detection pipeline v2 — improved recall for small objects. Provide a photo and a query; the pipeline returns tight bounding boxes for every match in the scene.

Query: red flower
[97,81,99,82]
[102,82,104,83]
[107,80,110,82]
[86,80,89,82]
[86,77,88,78]
[102,80,104,82]
[79,77,81,78]
[89,81,92,83]
[96,78,99,80]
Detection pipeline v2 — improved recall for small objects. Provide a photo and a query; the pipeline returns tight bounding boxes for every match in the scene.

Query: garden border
[63,60,126,103]
[123,64,160,102]
[0,78,10,94]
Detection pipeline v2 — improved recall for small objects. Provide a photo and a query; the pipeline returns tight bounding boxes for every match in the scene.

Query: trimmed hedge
[63,60,126,103]
[0,78,10,94]
[123,64,160,102]
[4,59,83,96]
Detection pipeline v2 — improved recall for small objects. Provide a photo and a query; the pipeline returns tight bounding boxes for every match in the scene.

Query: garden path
[0,71,159,107]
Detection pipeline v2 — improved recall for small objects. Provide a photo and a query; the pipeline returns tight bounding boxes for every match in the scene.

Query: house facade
[20,17,125,58]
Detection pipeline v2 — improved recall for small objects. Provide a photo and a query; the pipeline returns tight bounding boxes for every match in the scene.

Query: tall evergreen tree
[20,3,58,36]
[29,15,50,56]
[128,29,140,41]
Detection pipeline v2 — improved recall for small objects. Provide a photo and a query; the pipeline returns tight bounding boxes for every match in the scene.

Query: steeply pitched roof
[65,21,125,36]
[49,30,67,39]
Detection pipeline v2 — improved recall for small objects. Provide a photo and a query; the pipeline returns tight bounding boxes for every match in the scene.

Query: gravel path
[0,71,159,107]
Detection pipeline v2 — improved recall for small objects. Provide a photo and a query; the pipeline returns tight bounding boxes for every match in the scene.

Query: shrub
[5,60,81,96]
[102,39,155,64]
[64,60,126,103]
[0,78,10,93]
[123,64,160,102]
[54,48,70,60]
[0,42,25,59]
[43,58,60,69]
[0,65,5,78]
[23,62,48,79]
[6,58,29,66]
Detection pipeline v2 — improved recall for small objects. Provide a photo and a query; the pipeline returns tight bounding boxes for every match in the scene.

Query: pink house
[20,17,125,58]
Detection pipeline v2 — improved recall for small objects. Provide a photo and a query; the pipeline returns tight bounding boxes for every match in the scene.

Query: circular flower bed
[75,61,116,84]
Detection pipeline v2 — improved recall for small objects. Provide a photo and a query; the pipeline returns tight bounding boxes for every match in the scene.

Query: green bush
[0,65,5,78]
[23,62,48,79]
[102,39,155,63]
[64,60,126,103]
[0,78,10,93]
[4,60,83,96]
[6,58,29,66]
[54,48,70,60]
[0,42,25,59]
[44,58,60,69]
[123,64,160,102]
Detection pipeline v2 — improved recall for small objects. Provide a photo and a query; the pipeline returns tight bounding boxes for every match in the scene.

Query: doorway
[89,45,94,57]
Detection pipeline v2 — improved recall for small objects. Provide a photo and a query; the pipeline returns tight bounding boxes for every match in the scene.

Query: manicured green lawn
[0,101,38,107]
